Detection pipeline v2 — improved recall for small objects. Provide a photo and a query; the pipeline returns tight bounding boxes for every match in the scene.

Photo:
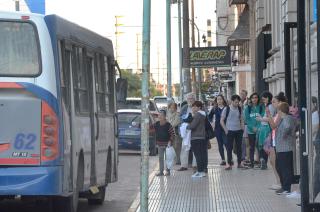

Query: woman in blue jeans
[209,95,227,166]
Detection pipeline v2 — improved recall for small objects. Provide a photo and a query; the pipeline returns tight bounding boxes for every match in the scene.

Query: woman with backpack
[208,95,228,166]
[244,93,263,168]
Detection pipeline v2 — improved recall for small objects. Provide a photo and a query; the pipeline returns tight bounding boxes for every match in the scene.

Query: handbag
[205,117,215,140]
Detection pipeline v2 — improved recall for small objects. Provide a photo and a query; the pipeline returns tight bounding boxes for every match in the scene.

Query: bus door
[93,55,115,185]
[85,52,99,186]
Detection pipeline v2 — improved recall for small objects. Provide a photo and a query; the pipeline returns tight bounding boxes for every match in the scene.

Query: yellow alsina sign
[189,46,231,68]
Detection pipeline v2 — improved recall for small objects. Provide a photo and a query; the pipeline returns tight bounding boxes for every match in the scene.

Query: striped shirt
[275,115,296,152]
[154,121,175,146]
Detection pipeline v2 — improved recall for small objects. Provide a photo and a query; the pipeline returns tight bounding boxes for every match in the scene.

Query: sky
[0,0,216,84]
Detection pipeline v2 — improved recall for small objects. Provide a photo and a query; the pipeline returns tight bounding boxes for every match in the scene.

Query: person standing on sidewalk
[244,93,263,168]
[208,95,227,166]
[187,101,207,178]
[267,92,287,190]
[220,95,245,170]
[154,110,175,176]
[256,91,275,170]
[274,102,296,195]
[167,102,181,165]
[240,90,250,163]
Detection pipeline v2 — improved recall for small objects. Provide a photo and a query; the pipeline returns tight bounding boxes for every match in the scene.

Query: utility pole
[183,0,191,94]
[177,0,183,102]
[141,0,151,211]
[166,0,172,98]
[15,0,20,11]
[115,16,124,63]
[191,0,197,97]
[136,33,140,73]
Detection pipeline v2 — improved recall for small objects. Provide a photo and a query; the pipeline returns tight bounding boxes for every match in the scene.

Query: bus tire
[87,186,106,205]
[53,158,84,212]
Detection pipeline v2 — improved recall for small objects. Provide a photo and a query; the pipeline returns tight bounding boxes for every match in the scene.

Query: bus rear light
[41,101,59,161]
[44,115,54,125]
[44,126,55,136]
[44,137,54,146]
[43,147,56,158]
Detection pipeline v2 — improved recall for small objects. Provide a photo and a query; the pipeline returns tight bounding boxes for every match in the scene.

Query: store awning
[227,6,250,46]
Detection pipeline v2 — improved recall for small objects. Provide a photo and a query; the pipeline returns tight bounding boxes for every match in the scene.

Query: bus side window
[94,54,107,114]
[73,46,89,114]
[58,40,71,111]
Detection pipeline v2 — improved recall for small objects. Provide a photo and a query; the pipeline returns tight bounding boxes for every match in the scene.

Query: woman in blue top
[208,95,227,165]
[256,91,275,170]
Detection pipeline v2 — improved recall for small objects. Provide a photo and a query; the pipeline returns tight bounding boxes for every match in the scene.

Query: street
[0,153,158,212]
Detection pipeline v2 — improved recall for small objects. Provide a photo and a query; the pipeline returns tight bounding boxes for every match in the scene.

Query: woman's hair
[192,101,203,109]
[274,92,287,103]
[214,94,227,106]
[249,92,260,104]
[278,102,290,114]
[261,91,273,105]
[168,102,177,110]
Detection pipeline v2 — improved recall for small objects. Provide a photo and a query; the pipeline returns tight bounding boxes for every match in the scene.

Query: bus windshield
[0,21,40,76]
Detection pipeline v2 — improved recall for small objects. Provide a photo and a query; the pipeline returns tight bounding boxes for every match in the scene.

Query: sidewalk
[133,140,301,212]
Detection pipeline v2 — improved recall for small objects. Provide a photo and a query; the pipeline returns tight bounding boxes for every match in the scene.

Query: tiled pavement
[134,140,301,212]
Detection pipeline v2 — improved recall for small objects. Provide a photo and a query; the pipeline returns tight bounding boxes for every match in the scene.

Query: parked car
[153,96,174,110]
[118,97,159,120]
[117,109,157,156]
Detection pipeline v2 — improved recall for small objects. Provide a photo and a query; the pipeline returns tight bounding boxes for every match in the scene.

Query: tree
[121,70,162,97]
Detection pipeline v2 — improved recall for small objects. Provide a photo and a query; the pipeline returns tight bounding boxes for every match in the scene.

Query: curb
[128,162,159,212]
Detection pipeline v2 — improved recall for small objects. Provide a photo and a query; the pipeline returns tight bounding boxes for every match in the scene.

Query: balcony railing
[229,0,248,5]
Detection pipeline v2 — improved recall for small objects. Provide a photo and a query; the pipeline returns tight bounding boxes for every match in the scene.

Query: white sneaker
[192,172,201,178]
[286,191,301,199]
[199,172,206,177]
[269,184,281,190]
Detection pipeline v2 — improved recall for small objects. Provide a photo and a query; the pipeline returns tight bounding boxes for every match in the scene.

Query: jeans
[215,129,226,161]
[191,139,207,172]
[173,136,182,164]
[158,146,167,173]
[276,151,293,192]
[248,134,257,164]
[180,145,190,168]
[225,130,243,165]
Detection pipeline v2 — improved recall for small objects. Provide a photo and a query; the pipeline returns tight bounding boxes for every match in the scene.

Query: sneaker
[177,167,188,171]
[199,172,206,177]
[237,164,249,169]
[230,160,234,166]
[164,170,170,176]
[225,166,232,171]
[156,172,164,176]
[286,191,301,199]
[192,172,201,178]
[277,190,290,195]
[269,184,281,190]
[220,161,226,166]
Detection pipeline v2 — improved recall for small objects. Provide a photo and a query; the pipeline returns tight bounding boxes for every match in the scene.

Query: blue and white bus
[0,11,125,211]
